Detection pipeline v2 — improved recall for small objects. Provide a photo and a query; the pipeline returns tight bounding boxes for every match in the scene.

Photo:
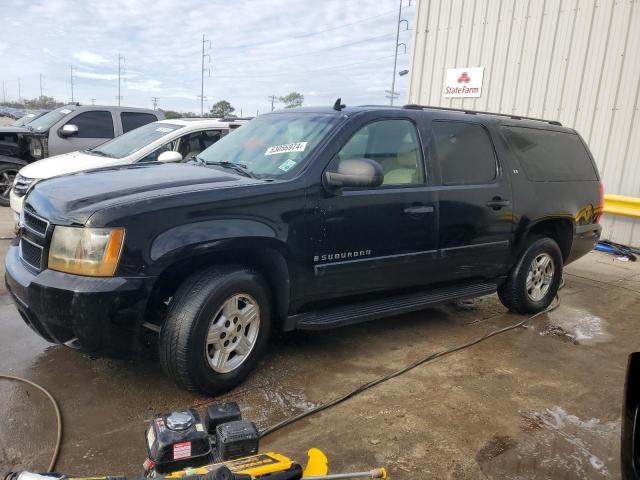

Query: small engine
[145,402,259,475]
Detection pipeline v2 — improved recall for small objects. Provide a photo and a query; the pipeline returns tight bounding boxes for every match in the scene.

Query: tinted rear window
[503,126,598,181]
[121,112,158,133]
[431,121,497,185]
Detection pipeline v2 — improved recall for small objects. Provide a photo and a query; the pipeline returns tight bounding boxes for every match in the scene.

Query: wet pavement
[0,205,637,479]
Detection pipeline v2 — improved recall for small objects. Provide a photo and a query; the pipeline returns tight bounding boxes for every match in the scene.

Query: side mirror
[324,158,384,190]
[157,150,183,163]
[60,124,79,137]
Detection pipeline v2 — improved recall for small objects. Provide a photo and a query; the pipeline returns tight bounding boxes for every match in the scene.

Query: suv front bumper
[5,241,156,354]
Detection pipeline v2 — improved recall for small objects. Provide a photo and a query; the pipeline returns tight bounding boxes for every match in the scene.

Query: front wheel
[159,266,272,395]
[498,236,563,314]
[0,163,19,207]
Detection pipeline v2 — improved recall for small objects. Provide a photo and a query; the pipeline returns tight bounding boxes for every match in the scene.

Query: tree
[279,92,304,109]
[162,110,183,119]
[210,100,235,118]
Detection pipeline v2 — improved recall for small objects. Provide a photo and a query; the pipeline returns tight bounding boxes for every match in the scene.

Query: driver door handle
[486,197,511,210]
[404,205,434,215]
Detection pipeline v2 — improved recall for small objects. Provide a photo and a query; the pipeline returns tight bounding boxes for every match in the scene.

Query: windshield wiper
[88,149,112,158]
[204,160,258,179]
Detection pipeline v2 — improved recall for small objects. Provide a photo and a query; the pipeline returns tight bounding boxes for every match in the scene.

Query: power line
[199,34,212,116]
[212,53,400,79]
[217,31,399,64]
[70,65,74,103]
[389,0,412,106]
[116,53,125,106]
[221,8,403,51]
[268,95,278,112]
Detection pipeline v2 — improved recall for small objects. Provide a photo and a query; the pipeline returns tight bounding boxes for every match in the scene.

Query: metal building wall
[407,0,640,246]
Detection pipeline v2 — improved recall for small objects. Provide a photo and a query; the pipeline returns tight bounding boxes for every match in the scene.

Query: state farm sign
[444,67,484,98]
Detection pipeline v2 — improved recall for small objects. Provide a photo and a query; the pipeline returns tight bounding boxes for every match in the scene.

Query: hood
[19,151,127,180]
[25,162,257,225]
[0,125,30,134]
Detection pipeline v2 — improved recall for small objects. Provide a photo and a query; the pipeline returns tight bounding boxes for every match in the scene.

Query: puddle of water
[479,406,620,478]
[544,308,612,345]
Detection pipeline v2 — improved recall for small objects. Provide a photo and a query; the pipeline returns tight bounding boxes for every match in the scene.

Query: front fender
[150,219,279,263]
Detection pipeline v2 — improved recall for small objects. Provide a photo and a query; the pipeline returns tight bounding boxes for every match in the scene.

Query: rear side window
[68,111,114,138]
[502,126,598,181]
[431,121,496,185]
[121,112,158,133]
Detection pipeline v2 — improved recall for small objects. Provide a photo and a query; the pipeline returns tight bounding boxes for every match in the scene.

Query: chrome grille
[19,236,43,270]
[13,175,34,198]
[23,209,49,237]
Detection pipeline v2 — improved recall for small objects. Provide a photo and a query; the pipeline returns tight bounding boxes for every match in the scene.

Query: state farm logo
[444,67,484,98]
[457,71,471,83]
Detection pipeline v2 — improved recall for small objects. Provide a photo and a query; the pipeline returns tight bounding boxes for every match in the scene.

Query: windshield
[29,106,76,132]
[12,113,37,126]
[196,113,340,179]
[91,122,182,159]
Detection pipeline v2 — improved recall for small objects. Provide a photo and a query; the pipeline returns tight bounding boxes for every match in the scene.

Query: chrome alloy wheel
[526,253,555,301]
[204,293,260,374]
[0,169,18,200]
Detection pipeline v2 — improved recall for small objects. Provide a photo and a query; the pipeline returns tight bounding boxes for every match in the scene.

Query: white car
[10,118,245,216]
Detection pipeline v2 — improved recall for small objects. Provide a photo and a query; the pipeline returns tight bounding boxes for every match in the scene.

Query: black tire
[0,163,19,207]
[159,265,272,395]
[498,236,563,314]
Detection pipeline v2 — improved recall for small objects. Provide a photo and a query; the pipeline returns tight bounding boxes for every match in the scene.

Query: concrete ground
[0,206,637,479]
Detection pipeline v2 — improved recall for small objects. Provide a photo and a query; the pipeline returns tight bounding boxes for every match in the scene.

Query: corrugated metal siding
[408,0,640,246]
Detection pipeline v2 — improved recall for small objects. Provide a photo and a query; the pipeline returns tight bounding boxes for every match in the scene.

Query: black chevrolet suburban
[5,104,603,395]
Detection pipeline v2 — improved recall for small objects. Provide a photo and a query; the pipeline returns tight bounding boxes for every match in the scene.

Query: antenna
[333,98,346,111]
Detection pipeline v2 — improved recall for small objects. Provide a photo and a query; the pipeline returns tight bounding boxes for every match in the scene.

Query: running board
[288,282,498,331]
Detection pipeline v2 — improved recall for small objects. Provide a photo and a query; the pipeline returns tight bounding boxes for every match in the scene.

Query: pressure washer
[1,402,386,480]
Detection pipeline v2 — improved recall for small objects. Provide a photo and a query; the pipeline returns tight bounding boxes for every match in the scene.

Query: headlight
[48,226,125,276]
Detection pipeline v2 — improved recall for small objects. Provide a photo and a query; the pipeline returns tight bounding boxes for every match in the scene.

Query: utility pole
[388,0,410,105]
[268,95,278,112]
[70,65,75,103]
[90,98,96,105]
[152,97,159,110]
[116,53,125,106]
[2,81,5,104]
[39,73,44,98]
[199,35,211,116]
[17,77,21,104]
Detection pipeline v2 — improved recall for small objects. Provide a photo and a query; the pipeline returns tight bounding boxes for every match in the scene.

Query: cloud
[3,0,415,112]
[74,71,119,81]
[73,51,110,65]
[0,42,8,56]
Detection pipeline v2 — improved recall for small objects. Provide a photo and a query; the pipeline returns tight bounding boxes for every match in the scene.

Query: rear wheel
[158,265,271,395]
[0,163,19,207]
[498,236,563,314]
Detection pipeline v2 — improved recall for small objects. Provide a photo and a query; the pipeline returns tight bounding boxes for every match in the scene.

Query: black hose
[260,296,561,439]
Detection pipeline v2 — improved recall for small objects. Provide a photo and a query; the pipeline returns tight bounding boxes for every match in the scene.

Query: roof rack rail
[402,104,562,126]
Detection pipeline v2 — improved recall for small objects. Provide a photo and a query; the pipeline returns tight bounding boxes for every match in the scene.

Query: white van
[10,118,245,216]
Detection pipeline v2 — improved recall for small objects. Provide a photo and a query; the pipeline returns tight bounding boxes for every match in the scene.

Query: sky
[0,0,415,115]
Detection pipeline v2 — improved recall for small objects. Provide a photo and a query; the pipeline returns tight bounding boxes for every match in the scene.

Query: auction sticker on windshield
[278,159,297,171]
[265,142,307,156]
